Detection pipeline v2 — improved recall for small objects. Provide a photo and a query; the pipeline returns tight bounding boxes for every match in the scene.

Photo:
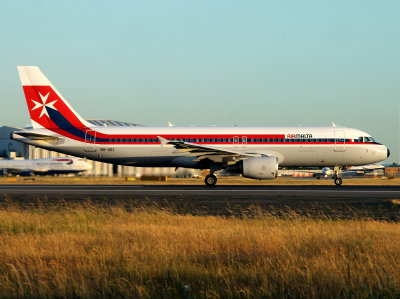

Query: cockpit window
[359,136,375,143]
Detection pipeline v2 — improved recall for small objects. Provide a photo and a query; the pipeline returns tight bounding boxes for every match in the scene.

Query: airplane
[344,164,385,172]
[11,66,390,186]
[0,157,92,176]
[314,164,385,179]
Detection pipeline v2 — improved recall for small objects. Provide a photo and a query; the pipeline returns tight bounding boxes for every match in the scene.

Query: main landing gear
[204,165,221,187]
[205,174,217,187]
[332,167,342,186]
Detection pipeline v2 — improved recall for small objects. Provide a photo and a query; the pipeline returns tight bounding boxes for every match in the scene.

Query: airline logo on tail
[23,85,82,129]
[17,66,91,130]
[31,91,57,118]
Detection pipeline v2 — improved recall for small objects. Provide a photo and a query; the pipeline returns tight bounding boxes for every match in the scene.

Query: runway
[1,184,400,219]
[0,184,399,198]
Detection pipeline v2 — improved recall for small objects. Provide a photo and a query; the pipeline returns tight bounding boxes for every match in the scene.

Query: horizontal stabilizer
[12,131,60,142]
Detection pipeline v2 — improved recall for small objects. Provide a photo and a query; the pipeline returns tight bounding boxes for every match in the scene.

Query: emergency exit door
[85,130,97,152]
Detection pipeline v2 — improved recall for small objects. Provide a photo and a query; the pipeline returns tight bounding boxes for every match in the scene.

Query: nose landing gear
[332,167,342,186]
[333,177,342,186]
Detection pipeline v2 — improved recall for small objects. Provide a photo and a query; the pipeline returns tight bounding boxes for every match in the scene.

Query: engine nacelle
[227,156,278,180]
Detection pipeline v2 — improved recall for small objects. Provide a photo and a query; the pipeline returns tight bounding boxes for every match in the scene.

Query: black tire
[205,174,217,187]
[334,177,342,186]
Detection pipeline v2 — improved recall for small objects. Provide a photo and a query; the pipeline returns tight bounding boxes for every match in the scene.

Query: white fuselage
[12,126,389,169]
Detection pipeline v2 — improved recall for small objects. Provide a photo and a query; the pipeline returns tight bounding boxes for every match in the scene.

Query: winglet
[157,136,169,147]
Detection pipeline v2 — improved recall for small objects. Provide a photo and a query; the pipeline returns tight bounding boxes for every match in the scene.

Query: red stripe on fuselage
[34,129,373,146]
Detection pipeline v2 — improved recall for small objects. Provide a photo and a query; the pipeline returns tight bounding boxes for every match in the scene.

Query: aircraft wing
[158,136,259,164]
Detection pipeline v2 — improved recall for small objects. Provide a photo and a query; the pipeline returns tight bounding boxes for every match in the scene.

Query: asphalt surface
[1,184,400,219]
[0,184,399,198]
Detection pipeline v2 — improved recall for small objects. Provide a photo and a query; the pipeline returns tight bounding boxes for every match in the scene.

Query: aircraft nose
[387,148,390,158]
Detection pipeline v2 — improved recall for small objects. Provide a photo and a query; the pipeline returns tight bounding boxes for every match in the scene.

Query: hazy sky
[0,1,399,162]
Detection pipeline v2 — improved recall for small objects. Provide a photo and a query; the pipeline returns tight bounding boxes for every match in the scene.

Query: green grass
[0,201,399,298]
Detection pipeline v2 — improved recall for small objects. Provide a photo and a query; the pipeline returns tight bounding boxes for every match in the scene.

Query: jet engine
[227,156,278,179]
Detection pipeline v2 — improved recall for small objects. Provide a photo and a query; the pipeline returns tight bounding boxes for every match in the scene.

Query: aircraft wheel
[205,174,217,187]
[334,177,342,186]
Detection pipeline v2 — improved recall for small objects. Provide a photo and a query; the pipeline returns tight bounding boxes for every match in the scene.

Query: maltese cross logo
[31,92,57,118]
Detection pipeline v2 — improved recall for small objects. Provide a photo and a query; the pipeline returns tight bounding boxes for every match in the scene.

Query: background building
[0,125,198,177]
[0,126,28,159]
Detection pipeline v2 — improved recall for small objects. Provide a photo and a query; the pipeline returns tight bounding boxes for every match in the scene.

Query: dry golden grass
[0,202,400,298]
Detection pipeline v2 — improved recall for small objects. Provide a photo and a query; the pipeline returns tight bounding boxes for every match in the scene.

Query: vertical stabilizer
[17,66,92,129]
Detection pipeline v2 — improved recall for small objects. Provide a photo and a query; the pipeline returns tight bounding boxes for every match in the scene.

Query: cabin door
[241,136,247,148]
[233,136,239,146]
[85,130,97,152]
[334,130,346,152]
